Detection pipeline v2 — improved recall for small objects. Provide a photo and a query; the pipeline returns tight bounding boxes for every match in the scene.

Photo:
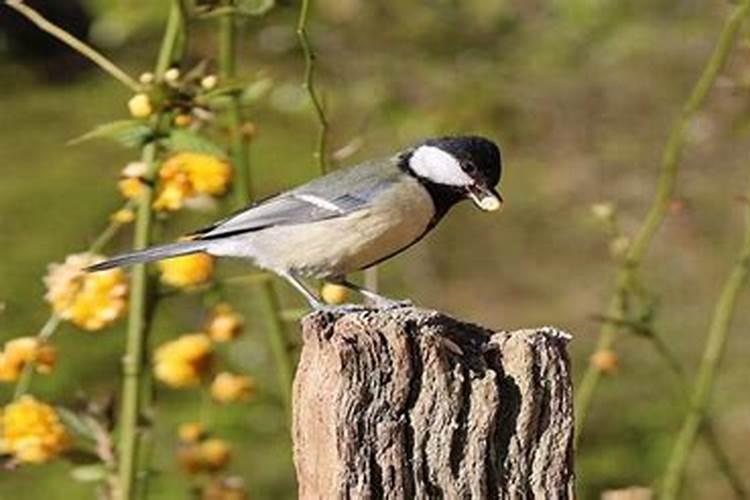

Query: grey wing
[191,192,364,239]
[192,157,402,240]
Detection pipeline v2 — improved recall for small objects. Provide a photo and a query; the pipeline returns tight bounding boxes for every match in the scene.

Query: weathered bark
[293,306,575,500]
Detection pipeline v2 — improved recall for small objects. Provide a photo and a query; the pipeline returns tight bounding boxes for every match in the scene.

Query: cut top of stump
[293,306,575,500]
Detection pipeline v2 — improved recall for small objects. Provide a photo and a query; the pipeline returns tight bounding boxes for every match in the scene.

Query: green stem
[575,0,750,442]
[117,3,183,499]
[219,12,253,204]
[660,200,750,499]
[642,333,747,499]
[217,3,293,416]
[258,281,294,414]
[4,0,140,91]
[296,0,328,173]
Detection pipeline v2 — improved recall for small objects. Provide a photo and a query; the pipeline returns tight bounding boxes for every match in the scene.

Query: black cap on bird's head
[403,135,503,212]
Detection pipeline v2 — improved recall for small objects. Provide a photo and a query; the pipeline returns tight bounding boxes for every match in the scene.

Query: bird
[88,135,503,309]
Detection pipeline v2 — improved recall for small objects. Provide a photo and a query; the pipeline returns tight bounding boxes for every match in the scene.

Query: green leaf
[68,120,152,148]
[236,0,274,16]
[240,77,274,104]
[167,129,226,157]
[70,464,107,482]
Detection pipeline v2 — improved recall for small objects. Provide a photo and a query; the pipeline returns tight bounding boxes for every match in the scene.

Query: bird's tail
[86,240,210,272]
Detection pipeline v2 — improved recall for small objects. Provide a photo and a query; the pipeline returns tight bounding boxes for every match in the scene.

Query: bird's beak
[467,185,503,212]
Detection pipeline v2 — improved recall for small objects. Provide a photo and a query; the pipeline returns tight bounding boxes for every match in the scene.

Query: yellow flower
[199,439,231,471]
[118,162,148,200]
[0,337,57,382]
[111,208,135,224]
[178,422,205,444]
[174,114,193,127]
[321,283,349,305]
[177,439,231,474]
[118,178,145,200]
[153,174,192,211]
[152,154,232,211]
[158,253,214,288]
[206,304,243,342]
[0,396,70,463]
[128,93,153,118]
[154,333,212,387]
[210,373,256,404]
[44,253,128,331]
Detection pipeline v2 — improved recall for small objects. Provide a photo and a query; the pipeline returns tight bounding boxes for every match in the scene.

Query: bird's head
[404,135,503,212]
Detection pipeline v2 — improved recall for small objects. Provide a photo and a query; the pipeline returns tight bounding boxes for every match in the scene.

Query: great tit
[88,135,503,308]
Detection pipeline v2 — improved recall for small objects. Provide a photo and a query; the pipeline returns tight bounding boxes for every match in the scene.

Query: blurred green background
[2,0,750,498]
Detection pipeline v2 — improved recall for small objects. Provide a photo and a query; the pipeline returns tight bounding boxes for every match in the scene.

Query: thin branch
[118,2,184,499]
[218,12,253,205]
[575,0,750,442]
[642,333,747,499]
[296,0,329,173]
[660,184,750,498]
[217,3,294,417]
[4,0,141,92]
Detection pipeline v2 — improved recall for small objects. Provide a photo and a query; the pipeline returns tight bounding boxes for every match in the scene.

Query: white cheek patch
[409,145,474,186]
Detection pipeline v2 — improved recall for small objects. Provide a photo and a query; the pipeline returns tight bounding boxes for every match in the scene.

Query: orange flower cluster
[0,396,70,463]
[118,162,148,201]
[44,253,128,331]
[158,253,215,288]
[210,372,256,404]
[154,334,213,387]
[206,303,243,342]
[153,153,232,211]
[0,337,56,382]
[178,437,232,474]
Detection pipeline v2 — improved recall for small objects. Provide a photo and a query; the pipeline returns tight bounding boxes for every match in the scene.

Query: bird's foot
[362,295,413,310]
[312,303,372,314]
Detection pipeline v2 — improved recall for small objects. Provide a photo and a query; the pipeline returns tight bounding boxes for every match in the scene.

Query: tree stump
[292,306,575,499]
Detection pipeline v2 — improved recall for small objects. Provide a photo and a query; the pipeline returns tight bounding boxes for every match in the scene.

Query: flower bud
[128,93,153,118]
[178,422,205,444]
[201,75,218,90]
[164,68,181,84]
[111,208,135,224]
[590,202,615,222]
[609,236,631,259]
[591,350,619,374]
[174,114,193,127]
[139,72,155,85]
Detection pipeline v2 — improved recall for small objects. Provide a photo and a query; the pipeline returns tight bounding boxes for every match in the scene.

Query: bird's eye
[464,163,477,175]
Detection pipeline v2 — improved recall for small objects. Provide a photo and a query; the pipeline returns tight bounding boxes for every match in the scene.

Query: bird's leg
[335,279,413,309]
[278,271,367,312]
[277,270,326,309]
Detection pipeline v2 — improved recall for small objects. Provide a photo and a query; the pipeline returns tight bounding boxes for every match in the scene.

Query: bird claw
[363,297,413,310]
[312,303,372,314]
